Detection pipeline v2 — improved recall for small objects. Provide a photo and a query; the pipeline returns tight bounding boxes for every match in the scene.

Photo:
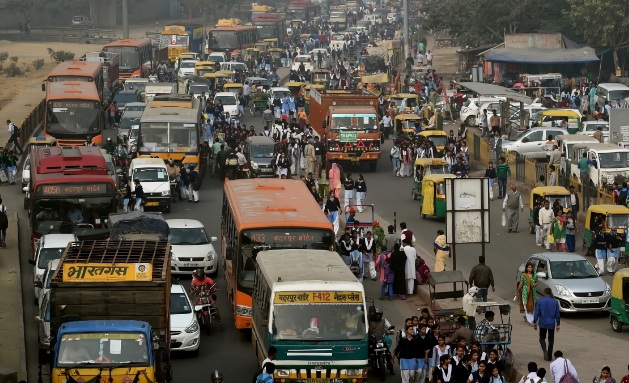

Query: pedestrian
[533,199,542,246]
[548,165,557,186]
[489,110,500,136]
[518,363,541,383]
[400,143,413,177]
[565,210,577,251]
[533,288,560,361]
[502,184,523,233]
[493,131,502,161]
[391,142,401,177]
[568,185,580,222]
[385,224,398,250]
[132,179,145,212]
[605,229,623,274]
[463,287,478,330]
[256,362,275,383]
[373,220,385,251]
[305,139,316,175]
[390,243,408,299]
[261,347,277,374]
[5,150,18,185]
[5,120,23,155]
[338,232,353,265]
[343,172,355,212]
[480,109,489,137]
[330,162,341,198]
[394,325,419,383]
[619,365,629,383]
[516,262,538,326]
[402,238,417,296]
[551,209,567,251]
[324,190,341,234]
[490,365,507,383]
[549,351,578,383]
[578,152,595,185]
[592,367,617,383]
[416,258,430,284]
[107,102,118,129]
[400,222,415,246]
[454,355,472,383]
[471,361,490,383]
[594,228,608,274]
[380,257,394,300]
[360,231,377,281]
[187,165,200,203]
[349,244,364,282]
[484,162,496,200]
[433,230,450,272]
[539,200,553,249]
[495,157,510,199]
[468,256,495,304]
[432,354,454,383]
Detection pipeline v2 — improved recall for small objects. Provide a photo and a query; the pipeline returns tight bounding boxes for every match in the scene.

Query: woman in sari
[400,143,413,177]
[592,366,617,383]
[515,262,538,325]
[434,230,450,272]
[298,107,308,129]
[552,209,567,251]
[390,243,408,300]
[330,163,342,199]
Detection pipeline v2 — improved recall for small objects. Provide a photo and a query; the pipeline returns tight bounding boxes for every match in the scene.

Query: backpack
[618,188,628,206]
[558,361,578,383]
[574,96,581,107]
[12,125,20,136]
[350,251,361,276]
[0,205,7,230]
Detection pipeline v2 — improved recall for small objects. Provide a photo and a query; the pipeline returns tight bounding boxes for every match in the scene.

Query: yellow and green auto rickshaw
[299,33,311,44]
[204,72,231,94]
[264,38,279,48]
[610,268,629,332]
[216,70,236,83]
[394,114,423,139]
[311,69,331,88]
[254,42,269,53]
[304,84,325,113]
[268,48,283,67]
[419,130,448,156]
[224,83,244,96]
[420,174,456,219]
[528,186,571,233]
[412,158,449,200]
[583,204,629,257]
[390,93,420,113]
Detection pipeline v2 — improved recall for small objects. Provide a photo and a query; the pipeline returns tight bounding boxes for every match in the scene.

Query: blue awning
[485,47,599,64]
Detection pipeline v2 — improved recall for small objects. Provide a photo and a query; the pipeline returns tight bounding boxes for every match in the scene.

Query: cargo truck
[48,237,172,383]
[308,88,381,171]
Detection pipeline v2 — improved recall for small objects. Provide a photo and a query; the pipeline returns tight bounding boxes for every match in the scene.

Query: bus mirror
[22,187,28,193]
[41,83,45,91]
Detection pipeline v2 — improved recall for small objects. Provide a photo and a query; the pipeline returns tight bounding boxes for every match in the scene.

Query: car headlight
[206,251,214,261]
[250,161,258,169]
[605,283,611,296]
[346,369,361,377]
[185,321,199,333]
[236,305,252,317]
[276,370,290,377]
[555,284,571,297]
[161,190,170,196]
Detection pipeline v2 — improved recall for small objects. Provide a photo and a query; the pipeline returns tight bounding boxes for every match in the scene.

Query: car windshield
[129,127,139,139]
[599,152,629,168]
[38,247,65,269]
[252,144,275,158]
[428,136,448,147]
[181,61,196,69]
[115,93,139,103]
[33,197,114,237]
[170,227,209,245]
[57,332,149,367]
[330,114,377,131]
[214,95,236,105]
[550,260,599,279]
[46,101,100,136]
[296,56,310,62]
[124,104,145,112]
[608,90,629,102]
[273,303,366,340]
[120,117,140,130]
[140,123,198,154]
[585,123,609,132]
[607,214,629,229]
[512,129,532,141]
[170,292,192,314]
[189,85,209,94]
[133,167,168,182]
[207,55,224,62]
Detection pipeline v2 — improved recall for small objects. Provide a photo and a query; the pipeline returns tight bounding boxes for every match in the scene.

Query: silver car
[517,252,611,313]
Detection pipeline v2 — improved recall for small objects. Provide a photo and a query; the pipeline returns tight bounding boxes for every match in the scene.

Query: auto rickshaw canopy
[224,83,244,94]
[361,73,389,83]
[415,158,447,167]
[530,186,570,206]
[254,42,269,52]
[420,130,448,137]
[299,33,311,42]
[263,38,279,47]
[285,82,307,93]
[421,174,455,215]
[585,204,629,229]
[611,268,629,298]
[538,109,582,119]
[268,48,283,58]
[216,71,236,82]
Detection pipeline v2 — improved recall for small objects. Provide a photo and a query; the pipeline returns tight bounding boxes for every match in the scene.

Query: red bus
[287,0,321,21]
[252,13,287,46]
[24,146,118,250]
[102,38,153,79]
[44,61,104,103]
[44,82,103,145]
[207,25,257,56]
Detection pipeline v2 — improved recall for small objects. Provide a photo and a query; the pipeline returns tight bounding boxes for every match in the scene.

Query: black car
[113,89,141,112]
[243,136,276,177]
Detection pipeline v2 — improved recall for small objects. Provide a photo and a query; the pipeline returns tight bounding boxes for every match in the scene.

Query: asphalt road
[17,105,627,383]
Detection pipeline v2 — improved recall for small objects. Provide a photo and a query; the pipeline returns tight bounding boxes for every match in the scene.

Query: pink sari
[330,163,341,198]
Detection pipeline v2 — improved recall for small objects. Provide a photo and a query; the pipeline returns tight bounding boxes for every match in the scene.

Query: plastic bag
[548,233,554,243]
[501,211,506,226]
[369,261,377,280]
[0,170,7,183]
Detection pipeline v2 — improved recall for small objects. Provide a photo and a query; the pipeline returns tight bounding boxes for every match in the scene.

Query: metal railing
[19,98,46,145]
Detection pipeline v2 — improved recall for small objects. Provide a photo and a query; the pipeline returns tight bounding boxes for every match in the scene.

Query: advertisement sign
[445,178,490,244]
[62,263,153,282]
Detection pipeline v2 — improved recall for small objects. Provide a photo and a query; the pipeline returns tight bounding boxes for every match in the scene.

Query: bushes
[5,62,22,77]
[47,48,75,62]
[0,52,8,65]
[32,58,44,70]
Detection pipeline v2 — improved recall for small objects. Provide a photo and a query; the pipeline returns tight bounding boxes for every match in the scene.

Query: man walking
[533,288,560,361]
[391,142,401,177]
[6,120,23,155]
[502,184,523,233]
[480,109,489,137]
[569,185,580,223]
[402,238,417,296]
[496,157,510,199]
[468,256,495,304]
[489,109,500,136]
[549,351,578,383]
[539,200,553,250]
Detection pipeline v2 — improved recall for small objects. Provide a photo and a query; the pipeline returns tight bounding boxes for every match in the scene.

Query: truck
[81,51,120,93]
[308,88,381,171]
[48,214,172,383]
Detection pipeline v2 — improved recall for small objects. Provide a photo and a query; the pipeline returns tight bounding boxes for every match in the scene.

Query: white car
[387,13,397,23]
[268,87,291,109]
[34,259,60,309]
[170,284,200,353]
[35,289,52,353]
[214,92,241,118]
[30,234,76,304]
[177,60,198,79]
[167,219,218,276]
[310,49,330,68]
[292,55,314,72]
[578,121,610,143]
[459,97,501,126]
[206,52,226,63]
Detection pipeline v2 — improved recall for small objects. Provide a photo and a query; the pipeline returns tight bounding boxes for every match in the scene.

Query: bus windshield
[140,123,198,153]
[103,46,140,71]
[289,9,307,19]
[208,30,238,50]
[33,197,115,237]
[256,25,278,39]
[57,332,149,367]
[330,114,377,131]
[46,101,100,136]
[273,303,366,340]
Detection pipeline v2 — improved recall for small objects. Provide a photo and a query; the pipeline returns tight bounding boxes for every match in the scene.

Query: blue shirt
[67,208,83,223]
[533,295,560,329]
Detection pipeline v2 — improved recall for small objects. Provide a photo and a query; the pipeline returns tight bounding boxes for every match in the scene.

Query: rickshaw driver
[475,310,507,345]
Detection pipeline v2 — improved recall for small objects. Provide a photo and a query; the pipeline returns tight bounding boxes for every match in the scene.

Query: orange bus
[45,82,103,145]
[102,38,153,79]
[221,179,335,330]
[44,61,104,102]
[206,25,257,56]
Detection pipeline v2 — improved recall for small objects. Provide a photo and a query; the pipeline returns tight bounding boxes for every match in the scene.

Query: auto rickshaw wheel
[529,224,534,234]
[611,316,623,332]
[412,190,417,200]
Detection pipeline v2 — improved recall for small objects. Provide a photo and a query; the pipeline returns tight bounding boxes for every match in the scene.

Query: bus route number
[312,292,331,302]
[250,233,266,243]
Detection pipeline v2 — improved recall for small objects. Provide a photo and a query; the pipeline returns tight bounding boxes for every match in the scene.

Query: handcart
[427,270,468,337]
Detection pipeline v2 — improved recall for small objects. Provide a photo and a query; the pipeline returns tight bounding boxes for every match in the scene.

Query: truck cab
[129,158,171,213]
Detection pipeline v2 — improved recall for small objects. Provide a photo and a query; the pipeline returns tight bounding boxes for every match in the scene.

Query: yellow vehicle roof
[285,82,307,87]
[420,130,448,137]
[539,109,581,118]
[203,73,218,78]
[391,93,418,99]
[612,268,629,297]
[195,61,214,68]
[587,204,629,215]
[269,48,282,52]
[299,33,310,37]
[264,38,278,42]
[251,5,273,11]
[531,186,570,196]
[305,84,325,90]
[224,83,243,88]
[29,136,57,145]
[395,114,422,121]
[312,69,330,73]
[423,174,456,182]
[415,158,447,166]
[361,73,388,83]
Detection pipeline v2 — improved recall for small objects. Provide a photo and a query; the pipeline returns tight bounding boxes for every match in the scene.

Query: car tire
[464,116,476,126]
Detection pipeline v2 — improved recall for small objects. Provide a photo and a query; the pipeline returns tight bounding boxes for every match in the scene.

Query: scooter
[369,326,395,381]
[191,282,218,335]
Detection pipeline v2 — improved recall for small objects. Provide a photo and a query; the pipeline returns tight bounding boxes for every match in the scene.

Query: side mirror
[28,259,36,266]
[41,83,46,92]
[23,187,29,193]
[521,137,529,143]
[211,236,217,242]
[537,271,547,279]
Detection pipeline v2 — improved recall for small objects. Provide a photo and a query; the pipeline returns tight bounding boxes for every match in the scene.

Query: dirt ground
[0,40,103,145]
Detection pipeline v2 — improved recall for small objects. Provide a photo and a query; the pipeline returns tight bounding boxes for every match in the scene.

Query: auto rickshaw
[254,42,269,53]
[299,33,311,44]
[216,70,236,83]
[412,158,449,200]
[194,61,215,77]
[533,109,582,132]
[583,204,629,257]
[419,174,456,219]
[268,48,283,67]
[394,114,423,140]
[311,69,330,88]
[224,83,244,96]
[292,20,304,31]
[304,84,325,113]
[203,72,230,94]
[390,93,420,113]
[610,268,629,332]
[285,82,307,97]
[528,186,571,233]
[419,130,448,157]
[263,38,279,48]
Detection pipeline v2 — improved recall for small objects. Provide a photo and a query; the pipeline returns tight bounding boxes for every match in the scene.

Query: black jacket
[343,178,355,191]
[355,179,367,192]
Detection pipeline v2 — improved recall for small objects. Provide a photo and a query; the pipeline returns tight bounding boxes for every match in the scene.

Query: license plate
[261,168,272,172]
[350,157,360,162]
[146,202,159,206]
[582,298,599,304]
[183,263,199,267]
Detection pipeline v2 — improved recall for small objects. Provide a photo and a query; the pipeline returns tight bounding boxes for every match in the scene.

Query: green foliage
[3,0,31,20]
[9,56,18,63]
[5,62,23,77]
[23,65,30,72]
[0,52,8,65]
[32,58,45,70]
[46,49,75,63]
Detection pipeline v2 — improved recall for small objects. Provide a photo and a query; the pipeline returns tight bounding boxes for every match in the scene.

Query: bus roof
[208,25,257,32]
[224,179,333,230]
[31,146,115,186]
[45,82,100,101]
[253,13,287,22]
[48,61,102,80]
[103,38,152,48]
[141,95,201,124]
[257,250,361,288]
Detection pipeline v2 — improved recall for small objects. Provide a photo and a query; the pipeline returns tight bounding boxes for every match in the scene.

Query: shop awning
[485,47,599,64]
[458,82,534,104]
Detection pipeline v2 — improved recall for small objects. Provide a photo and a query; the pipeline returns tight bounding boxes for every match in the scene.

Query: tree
[3,0,32,22]
[566,0,629,71]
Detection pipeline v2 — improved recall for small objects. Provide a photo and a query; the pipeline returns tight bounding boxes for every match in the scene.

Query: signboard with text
[273,291,363,304]
[340,131,358,142]
[36,183,114,197]
[62,263,152,282]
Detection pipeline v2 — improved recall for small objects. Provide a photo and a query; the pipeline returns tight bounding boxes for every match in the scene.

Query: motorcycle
[369,326,395,381]
[114,152,129,172]
[238,163,252,179]
[157,68,166,82]
[149,72,158,83]
[169,175,182,202]
[191,282,218,335]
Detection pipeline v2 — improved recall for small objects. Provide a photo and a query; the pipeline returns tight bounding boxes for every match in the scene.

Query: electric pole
[122,0,129,39]
[403,0,409,58]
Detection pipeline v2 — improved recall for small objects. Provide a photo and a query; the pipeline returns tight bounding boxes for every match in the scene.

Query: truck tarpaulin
[108,212,170,241]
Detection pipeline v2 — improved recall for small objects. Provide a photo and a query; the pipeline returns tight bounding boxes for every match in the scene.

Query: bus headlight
[276,370,290,377]
[346,369,361,377]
